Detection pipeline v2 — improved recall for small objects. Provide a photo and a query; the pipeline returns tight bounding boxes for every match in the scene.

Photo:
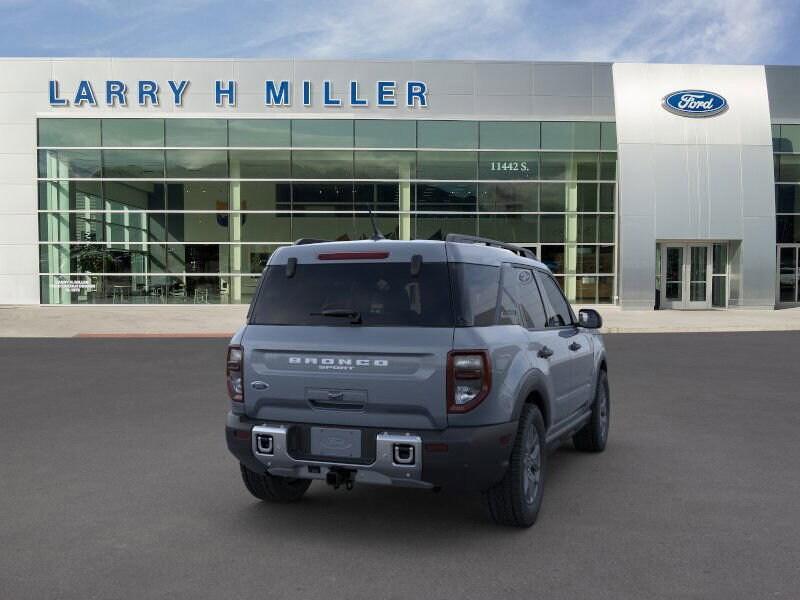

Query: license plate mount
[310,427,362,459]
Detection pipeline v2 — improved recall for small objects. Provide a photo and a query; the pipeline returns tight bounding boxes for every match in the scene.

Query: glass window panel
[573,122,601,150]
[104,182,166,211]
[354,120,416,148]
[228,119,290,147]
[478,214,538,243]
[38,212,167,244]
[291,120,353,147]
[38,180,103,210]
[240,212,292,243]
[229,150,290,179]
[167,182,229,211]
[598,245,614,273]
[102,119,164,147]
[102,149,164,178]
[167,243,224,273]
[354,151,416,179]
[599,183,615,212]
[478,182,538,212]
[600,122,617,150]
[577,183,598,212]
[598,214,614,243]
[40,274,166,304]
[417,121,478,149]
[712,276,727,307]
[239,244,284,273]
[167,212,230,243]
[354,213,400,240]
[417,151,476,180]
[165,150,228,178]
[354,183,403,211]
[597,276,613,303]
[479,122,540,149]
[713,243,727,274]
[292,213,355,241]
[38,149,102,178]
[540,153,569,180]
[165,119,227,146]
[292,150,353,179]
[238,181,291,211]
[578,215,597,243]
[38,119,100,147]
[576,153,599,180]
[540,123,572,149]
[541,122,601,150]
[772,124,783,151]
[540,245,565,274]
[575,276,598,303]
[780,125,800,153]
[777,215,800,243]
[540,215,565,243]
[478,152,539,179]
[576,245,598,273]
[776,184,800,213]
[414,214,477,239]
[415,183,476,211]
[39,243,167,275]
[599,152,616,180]
[779,155,800,182]
[539,183,566,212]
[292,183,353,211]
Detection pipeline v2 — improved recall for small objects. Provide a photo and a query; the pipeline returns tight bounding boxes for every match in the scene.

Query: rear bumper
[226,412,517,491]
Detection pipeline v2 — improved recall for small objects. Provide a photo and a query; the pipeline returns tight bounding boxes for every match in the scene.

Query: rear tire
[483,404,546,527]
[239,463,311,503]
[573,370,610,452]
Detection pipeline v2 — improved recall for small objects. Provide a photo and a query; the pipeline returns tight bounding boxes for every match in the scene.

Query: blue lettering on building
[215,80,236,106]
[73,80,97,106]
[47,78,429,109]
[265,80,290,106]
[168,80,189,106]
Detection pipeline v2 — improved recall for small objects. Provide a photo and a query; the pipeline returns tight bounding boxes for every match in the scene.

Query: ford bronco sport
[225,234,609,527]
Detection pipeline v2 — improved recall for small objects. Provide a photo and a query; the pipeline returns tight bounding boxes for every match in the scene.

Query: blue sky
[1,0,798,64]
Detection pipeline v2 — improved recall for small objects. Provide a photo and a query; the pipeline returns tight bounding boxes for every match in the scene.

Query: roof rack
[445,234,538,260]
[294,238,330,246]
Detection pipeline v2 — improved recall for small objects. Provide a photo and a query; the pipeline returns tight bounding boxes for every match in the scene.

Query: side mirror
[578,308,603,329]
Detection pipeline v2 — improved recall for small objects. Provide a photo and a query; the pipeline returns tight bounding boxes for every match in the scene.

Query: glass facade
[37,118,617,304]
[773,125,800,304]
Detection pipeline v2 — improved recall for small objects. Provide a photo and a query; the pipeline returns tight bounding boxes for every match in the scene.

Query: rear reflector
[318,251,389,260]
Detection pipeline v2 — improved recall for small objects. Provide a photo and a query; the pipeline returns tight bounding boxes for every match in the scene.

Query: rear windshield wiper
[310,308,362,324]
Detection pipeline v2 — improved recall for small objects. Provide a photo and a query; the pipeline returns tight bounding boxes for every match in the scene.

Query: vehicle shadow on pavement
[224,445,589,543]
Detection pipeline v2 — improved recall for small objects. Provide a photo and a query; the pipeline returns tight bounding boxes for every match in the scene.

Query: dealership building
[0,58,799,310]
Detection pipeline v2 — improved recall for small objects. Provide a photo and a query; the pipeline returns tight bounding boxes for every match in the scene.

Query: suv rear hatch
[242,242,453,430]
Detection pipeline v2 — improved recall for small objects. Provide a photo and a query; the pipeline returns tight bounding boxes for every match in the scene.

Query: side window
[497,265,521,326]
[515,268,548,329]
[537,271,574,327]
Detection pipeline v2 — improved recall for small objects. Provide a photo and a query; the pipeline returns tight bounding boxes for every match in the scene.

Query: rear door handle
[569,342,582,351]
[538,346,554,359]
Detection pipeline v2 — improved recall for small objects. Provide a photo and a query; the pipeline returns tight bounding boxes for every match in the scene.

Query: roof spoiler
[445,234,538,260]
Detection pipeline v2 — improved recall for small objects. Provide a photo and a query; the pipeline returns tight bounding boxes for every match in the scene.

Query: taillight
[447,350,491,413]
[226,345,243,402]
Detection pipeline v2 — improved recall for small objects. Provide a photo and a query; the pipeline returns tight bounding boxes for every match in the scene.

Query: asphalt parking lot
[1,332,799,600]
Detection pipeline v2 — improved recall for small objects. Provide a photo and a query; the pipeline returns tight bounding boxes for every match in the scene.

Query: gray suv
[225,234,609,527]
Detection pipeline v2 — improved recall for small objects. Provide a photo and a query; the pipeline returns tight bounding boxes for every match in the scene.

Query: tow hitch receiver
[326,467,356,490]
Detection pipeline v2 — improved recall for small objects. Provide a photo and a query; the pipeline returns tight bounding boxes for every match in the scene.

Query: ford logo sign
[662,90,728,117]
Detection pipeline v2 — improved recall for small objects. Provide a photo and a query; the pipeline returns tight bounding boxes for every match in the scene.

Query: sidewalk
[1,304,800,337]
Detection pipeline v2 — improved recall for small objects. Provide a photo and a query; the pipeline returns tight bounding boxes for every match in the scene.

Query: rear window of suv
[250,262,454,327]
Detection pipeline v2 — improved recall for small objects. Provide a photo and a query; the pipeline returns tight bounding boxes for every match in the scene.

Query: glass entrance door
[659,243,713,309]
[778,246,799,304]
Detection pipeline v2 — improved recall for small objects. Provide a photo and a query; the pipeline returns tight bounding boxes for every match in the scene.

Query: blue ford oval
[662,90,728,117]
